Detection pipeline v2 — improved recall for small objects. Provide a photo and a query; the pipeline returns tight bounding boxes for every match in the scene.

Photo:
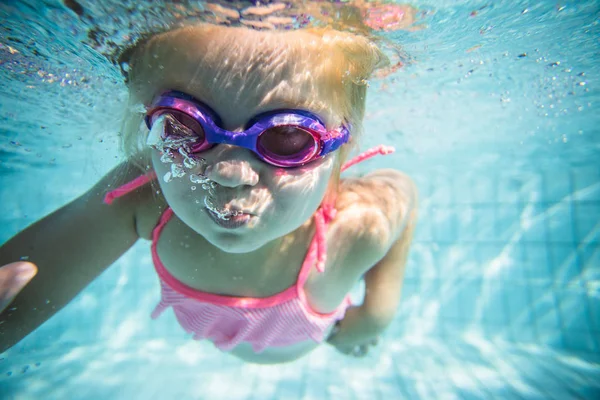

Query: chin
[205,232,267,254]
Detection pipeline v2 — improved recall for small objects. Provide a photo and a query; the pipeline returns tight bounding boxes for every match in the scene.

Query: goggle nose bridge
[201,123,268,154]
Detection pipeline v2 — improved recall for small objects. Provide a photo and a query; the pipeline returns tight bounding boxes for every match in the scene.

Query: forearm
[327,259,405,348]
[0,165,142,352]
[0,203,136,352]
[358,210,415,326]
[327,305,392,347]
[328,207,416,347]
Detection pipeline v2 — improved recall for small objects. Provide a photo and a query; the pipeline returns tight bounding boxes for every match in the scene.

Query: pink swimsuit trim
[151,208,342,315]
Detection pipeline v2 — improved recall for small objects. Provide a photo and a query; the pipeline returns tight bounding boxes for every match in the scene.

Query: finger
[0,262,38,313]
[351,345,369,358]
[326,322,341,343]
[334,343,363,356]
[336,346,355,355]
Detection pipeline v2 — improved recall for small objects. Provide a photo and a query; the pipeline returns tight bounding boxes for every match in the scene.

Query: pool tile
[546,201,576,244]
[557,289,592,331]
[520,203,548,243]
[548,244,581,284]
[522,243,552,281]
[495,205,521,242]
[542,170,573,203]
[573,203,600,243]
[572,167,600,201]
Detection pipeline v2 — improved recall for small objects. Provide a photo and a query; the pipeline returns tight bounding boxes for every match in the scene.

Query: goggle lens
[162,110,205,142]
[257,126,319,165]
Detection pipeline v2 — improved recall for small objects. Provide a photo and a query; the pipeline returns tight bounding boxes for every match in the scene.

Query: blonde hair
[120,24,388,188]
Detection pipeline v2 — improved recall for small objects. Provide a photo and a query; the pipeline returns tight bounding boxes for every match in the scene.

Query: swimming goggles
[145,91,351,168]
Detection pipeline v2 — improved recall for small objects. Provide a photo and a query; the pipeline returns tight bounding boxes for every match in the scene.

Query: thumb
[0,261,38,313]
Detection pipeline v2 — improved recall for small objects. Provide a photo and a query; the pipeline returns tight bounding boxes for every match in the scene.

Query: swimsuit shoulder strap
[103,171,157,205]
[297,144,396,290]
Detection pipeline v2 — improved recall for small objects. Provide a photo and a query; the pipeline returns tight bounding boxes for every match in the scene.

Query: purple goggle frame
[145,91,351,168]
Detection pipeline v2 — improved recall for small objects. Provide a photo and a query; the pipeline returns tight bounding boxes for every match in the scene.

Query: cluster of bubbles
[147,114,239,220]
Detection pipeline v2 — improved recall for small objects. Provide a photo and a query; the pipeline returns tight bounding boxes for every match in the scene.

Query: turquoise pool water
[1,0,598,398]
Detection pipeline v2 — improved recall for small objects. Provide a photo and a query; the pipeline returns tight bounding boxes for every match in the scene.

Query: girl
[0,22,417,364]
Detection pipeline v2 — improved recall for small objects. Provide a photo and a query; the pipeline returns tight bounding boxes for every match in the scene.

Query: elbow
[359,303,397,334]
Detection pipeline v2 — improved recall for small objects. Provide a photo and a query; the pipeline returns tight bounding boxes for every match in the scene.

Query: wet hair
[120,23,388,189]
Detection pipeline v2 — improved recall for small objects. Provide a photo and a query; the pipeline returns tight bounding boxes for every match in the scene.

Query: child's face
[142,26,343,252]
[151,144,335,253]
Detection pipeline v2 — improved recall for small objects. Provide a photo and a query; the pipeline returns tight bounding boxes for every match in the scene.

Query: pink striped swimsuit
[104,146,393,353]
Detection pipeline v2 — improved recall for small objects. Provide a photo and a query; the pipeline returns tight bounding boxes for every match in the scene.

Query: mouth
[204,208,254,229]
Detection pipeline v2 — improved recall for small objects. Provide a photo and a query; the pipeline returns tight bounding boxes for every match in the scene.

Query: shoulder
[94,162,167,240]
[333,169,417,268]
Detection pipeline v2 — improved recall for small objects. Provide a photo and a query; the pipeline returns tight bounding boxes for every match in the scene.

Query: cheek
[151,151,176,181]
[268,162,334,216]
[151,153,202,202]
[271,155,335,186]
[151,150,207,186]
[151,140,209,173]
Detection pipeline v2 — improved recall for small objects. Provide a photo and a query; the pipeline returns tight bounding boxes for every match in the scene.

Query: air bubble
[203,196,233,220]
[183,155,198,169]
[190,174,201,183]
[171,163,186,178]
[190,173,211,185]
[160,151,174,164]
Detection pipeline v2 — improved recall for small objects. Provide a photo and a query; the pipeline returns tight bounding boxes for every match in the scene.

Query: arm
[0,163,145,352]
[328,169,417,354]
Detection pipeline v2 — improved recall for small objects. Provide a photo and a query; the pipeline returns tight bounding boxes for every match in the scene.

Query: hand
[0,261,37,313]
[329,329,379,357]
[326,306,382,357]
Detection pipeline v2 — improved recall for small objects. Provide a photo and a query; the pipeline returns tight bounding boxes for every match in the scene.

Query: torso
[133,175,393,363]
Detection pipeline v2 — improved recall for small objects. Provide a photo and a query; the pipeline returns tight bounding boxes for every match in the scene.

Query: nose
[204,145,260,187]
